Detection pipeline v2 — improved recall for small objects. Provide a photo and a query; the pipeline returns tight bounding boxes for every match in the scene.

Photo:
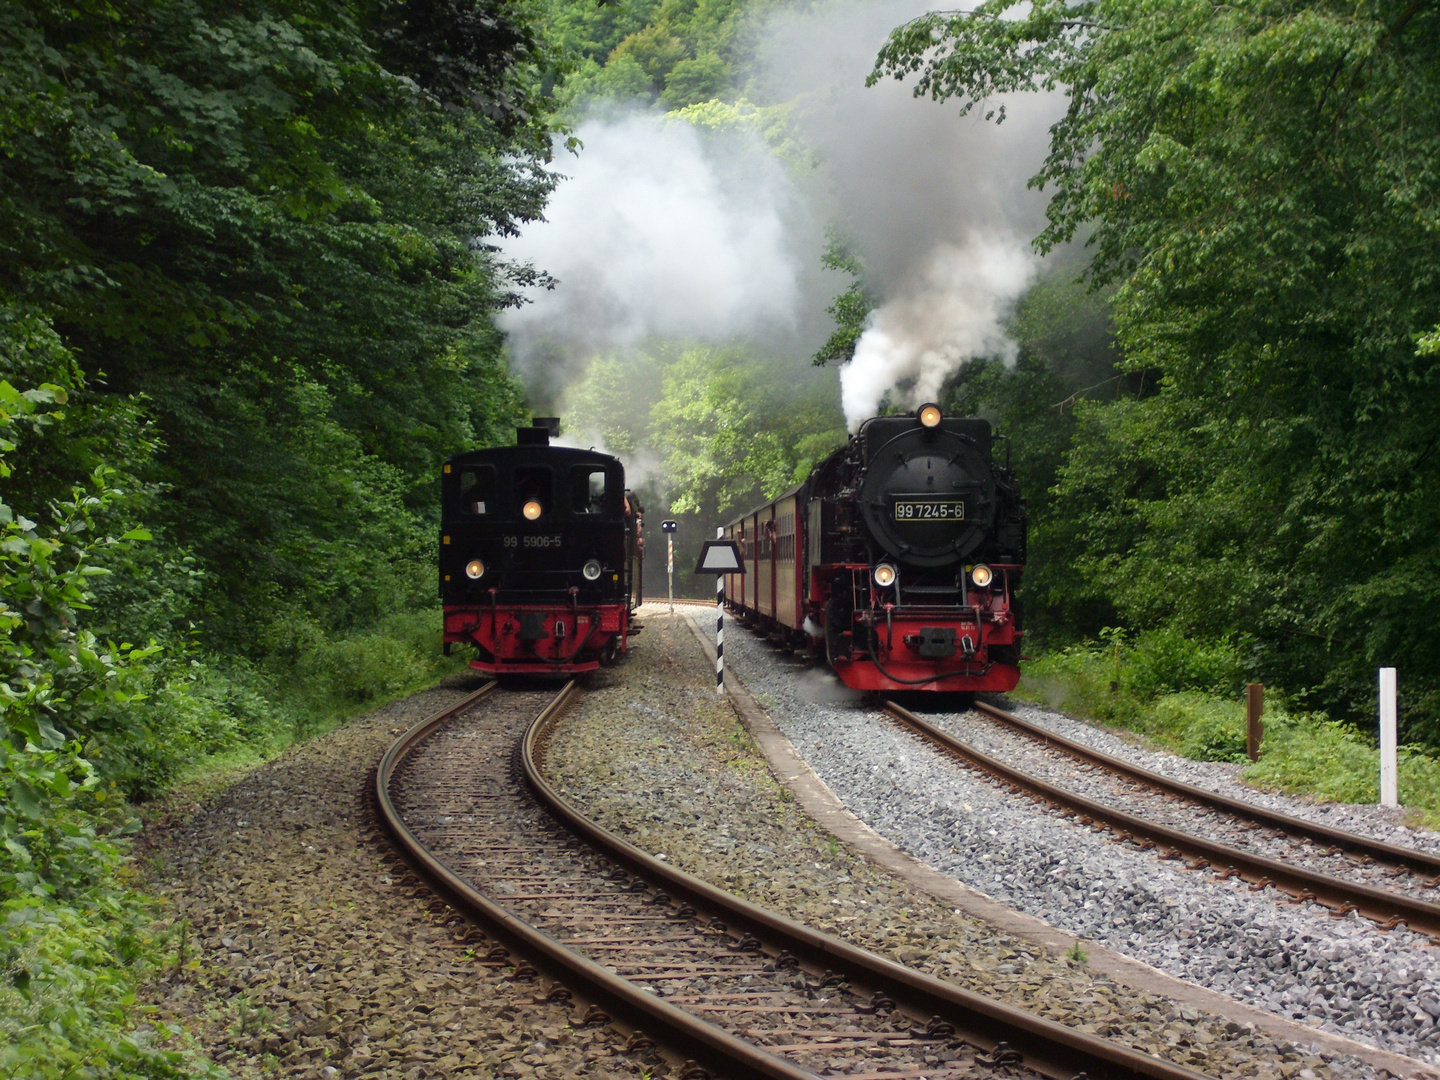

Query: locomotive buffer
[695,533,745,695]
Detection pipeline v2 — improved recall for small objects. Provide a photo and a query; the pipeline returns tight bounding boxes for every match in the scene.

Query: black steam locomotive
[723,405,1026,692]
[440,418,643,675]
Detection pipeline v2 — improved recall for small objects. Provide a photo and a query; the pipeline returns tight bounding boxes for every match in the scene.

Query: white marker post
[1380,667,1398,808]
[693,532,745,698]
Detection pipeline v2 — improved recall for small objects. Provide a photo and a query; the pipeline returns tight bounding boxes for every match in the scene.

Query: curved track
[376,681,1212,1080]
[884,701,1440,943]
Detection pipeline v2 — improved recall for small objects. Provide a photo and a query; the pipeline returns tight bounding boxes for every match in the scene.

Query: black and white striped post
[715,528,725,694]
[693,532,746,698]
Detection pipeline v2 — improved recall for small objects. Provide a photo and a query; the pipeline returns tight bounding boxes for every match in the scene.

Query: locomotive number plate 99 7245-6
[893,500,965,521]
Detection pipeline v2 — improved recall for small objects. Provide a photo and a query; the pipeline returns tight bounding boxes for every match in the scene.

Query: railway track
[376,680,1213,1080]
[882,700,1440,944]
[676,599,1440,940]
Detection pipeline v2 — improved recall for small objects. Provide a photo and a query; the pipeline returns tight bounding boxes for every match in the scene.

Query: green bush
[0,898,198,1080]
[1126,628,1245,700]
[0,380,203,1076]
[93,659,281,800]
[1241,713,1440,825]
[1015,636,1440,829]
[265,608,464,740]
[1158,694,1249,763]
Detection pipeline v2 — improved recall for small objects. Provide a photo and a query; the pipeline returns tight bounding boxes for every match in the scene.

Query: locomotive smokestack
[517,416,561,446]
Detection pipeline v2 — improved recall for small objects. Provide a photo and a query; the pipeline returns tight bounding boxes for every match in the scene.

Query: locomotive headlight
[873,563,898,588]
[970,563,994,588]
[465,559,486,580]
[582,559,602,581]
[522,499,543,520]
[918,403,943,428]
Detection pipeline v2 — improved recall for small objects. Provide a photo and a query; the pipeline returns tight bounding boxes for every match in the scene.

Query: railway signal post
[661,519,678,614]
[694,533,744,696]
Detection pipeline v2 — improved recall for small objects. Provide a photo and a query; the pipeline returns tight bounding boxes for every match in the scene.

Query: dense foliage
[1,0,562,1069]
[547,0,775,111]
[875,0,1440,745]
[0,375,189,1078]
[2,0,554,650]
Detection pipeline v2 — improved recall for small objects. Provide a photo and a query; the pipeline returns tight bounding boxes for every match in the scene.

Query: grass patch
[1013,640,1440,831]
[261,607,470,744]
[143,607,469,818]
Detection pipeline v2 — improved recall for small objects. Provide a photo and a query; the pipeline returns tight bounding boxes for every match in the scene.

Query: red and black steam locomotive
[440,418,643,676]
[723,406,1025,693]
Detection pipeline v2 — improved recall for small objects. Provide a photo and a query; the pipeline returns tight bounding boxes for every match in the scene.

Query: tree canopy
[2,0,559,646]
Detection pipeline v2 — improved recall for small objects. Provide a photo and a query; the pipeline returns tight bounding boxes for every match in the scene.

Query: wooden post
[1246,683,1264,762]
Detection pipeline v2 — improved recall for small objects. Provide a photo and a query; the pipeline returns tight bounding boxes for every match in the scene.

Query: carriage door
[775,496,799,629]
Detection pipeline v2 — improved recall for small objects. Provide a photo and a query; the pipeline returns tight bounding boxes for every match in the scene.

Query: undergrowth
[186,607,468,777]
[1012,636,1440,831]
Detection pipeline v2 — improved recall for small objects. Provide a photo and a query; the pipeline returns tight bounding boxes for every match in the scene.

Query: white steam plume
[552,427,664,491]
[498,113,809,401]
[840,240,1035,426]
[755,0,1061,429]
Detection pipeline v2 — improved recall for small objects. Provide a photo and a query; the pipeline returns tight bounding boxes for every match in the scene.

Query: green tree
[939,263,1124,638]
[548,0,763,111]
[650,345,846,519]
[812,229,877,368]
[1,0,553,648]
[872,0,1440,741]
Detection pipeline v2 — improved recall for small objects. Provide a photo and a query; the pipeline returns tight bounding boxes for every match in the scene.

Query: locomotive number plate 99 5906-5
[502,535,564,548]
[893,500,965,521]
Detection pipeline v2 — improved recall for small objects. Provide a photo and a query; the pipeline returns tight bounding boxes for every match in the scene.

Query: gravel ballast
[141,681,641,1079]
[544,608,1378,1080]
[998,702,1440,858]
[697,614,1440,1069]
[923,706,1440,900]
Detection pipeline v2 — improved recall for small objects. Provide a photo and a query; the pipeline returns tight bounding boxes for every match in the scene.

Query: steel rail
[884,701,1440,943]
[523,694,1210,1080]
[972,699,1440,880]
[375,682,818,1080]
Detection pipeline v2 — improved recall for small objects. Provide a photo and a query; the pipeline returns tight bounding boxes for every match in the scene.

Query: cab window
[458,465,496,515]
[572,467,610,514]
[515,466,552,518]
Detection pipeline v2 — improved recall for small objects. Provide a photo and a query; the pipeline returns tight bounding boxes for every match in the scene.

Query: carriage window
[514,466,552,518]
[458,466,496,515]
[572,467,610,514]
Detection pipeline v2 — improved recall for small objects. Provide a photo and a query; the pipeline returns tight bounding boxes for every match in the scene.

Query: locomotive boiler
[440,418,643,675]
[723,405,1026,692]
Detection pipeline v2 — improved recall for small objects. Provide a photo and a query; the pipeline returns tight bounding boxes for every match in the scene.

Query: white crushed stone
[700,616,1440,1066]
